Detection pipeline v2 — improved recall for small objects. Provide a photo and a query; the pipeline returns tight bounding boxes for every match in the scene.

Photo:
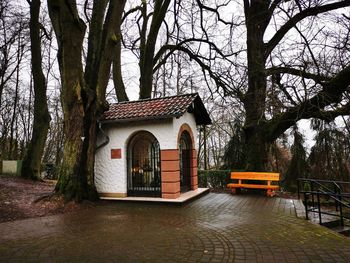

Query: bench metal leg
[230,188,242,194]
[266,189,275,197]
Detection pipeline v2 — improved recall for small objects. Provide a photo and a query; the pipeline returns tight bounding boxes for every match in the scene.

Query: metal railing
[297,178,350,226]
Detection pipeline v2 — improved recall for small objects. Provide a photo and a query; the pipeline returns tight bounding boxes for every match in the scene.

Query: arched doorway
[179,131,192,192]
[127,131,161,197]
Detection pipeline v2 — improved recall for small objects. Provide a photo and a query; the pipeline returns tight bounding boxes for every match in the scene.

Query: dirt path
[0,175,92,223]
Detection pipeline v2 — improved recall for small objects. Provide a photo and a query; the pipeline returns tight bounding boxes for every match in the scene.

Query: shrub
[42,163,58,179]
[198,170,231,189]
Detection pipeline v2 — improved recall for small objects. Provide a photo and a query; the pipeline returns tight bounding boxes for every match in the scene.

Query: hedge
[198,170,231,189]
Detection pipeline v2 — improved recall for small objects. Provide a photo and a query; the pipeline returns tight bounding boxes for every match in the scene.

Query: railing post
[304,192,309,220]
[311,181,315,209]
[334,184,339,212]
[339,194,344,227]
[317,192,322,225]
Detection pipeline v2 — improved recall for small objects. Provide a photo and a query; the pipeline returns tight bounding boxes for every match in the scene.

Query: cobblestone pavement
[1,193,350,262]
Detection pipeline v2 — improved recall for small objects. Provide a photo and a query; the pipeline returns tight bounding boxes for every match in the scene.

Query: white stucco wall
[94,113,198,195]
[2,160,22,175]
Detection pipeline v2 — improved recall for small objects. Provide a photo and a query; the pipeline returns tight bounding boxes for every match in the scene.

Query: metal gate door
[127,132,161,197]
[179,131,192,192]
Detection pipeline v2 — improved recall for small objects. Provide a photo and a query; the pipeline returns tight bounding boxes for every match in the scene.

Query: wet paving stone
[0,193,350,262]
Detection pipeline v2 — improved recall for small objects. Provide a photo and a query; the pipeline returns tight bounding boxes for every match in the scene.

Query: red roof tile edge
[101,93,198,122]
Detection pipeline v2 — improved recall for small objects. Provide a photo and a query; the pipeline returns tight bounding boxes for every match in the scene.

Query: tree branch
[266,67,330,83]
[196,0,239,26]
[265,1,350,57]
[314,103,350,122]
[153,44,244,100]
[122,5,142,23]
[153,37,235,68]
[264,0,283,30]
[265,64,350,141]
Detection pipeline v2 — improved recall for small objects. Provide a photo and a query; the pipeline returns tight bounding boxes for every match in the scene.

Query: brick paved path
[1,193,350,262]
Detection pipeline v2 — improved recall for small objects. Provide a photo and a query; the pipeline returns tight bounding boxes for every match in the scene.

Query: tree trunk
[139,0,170,99]
[21,0,51,180]
[244,129,270,171]
[113,30,128,102]
[48,0,91,200]
[48,0,126,201]
[243,1,270,171]
[8,33,22,160]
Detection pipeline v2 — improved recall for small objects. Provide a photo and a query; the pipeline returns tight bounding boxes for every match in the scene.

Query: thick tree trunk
[244,129,270,171]
[82,0,126,198]
[243,1,270,171]
[48,0,126,201]
[48,0,92,200]
[139,0,170,99]
[113,30,128,102]
[56,108,98,200]
[21,0,50,180]
[113,57,128,101]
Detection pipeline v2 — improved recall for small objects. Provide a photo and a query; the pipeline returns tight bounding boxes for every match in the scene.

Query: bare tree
[120,0,236,100]
[21,0,51,180]
[194,0,350,171]
[243,1,350,170]
[0,1,29,160]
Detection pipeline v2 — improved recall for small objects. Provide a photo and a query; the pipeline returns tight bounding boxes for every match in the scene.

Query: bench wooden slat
[227,183,279,190]
[230,172,280,181]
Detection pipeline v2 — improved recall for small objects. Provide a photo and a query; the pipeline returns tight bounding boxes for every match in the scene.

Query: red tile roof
[101,93,211,125]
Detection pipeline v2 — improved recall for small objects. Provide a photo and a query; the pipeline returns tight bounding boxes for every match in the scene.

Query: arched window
[127,131,161,197]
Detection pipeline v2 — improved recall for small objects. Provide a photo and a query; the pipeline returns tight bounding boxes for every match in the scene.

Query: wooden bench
[227,172,280,197]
